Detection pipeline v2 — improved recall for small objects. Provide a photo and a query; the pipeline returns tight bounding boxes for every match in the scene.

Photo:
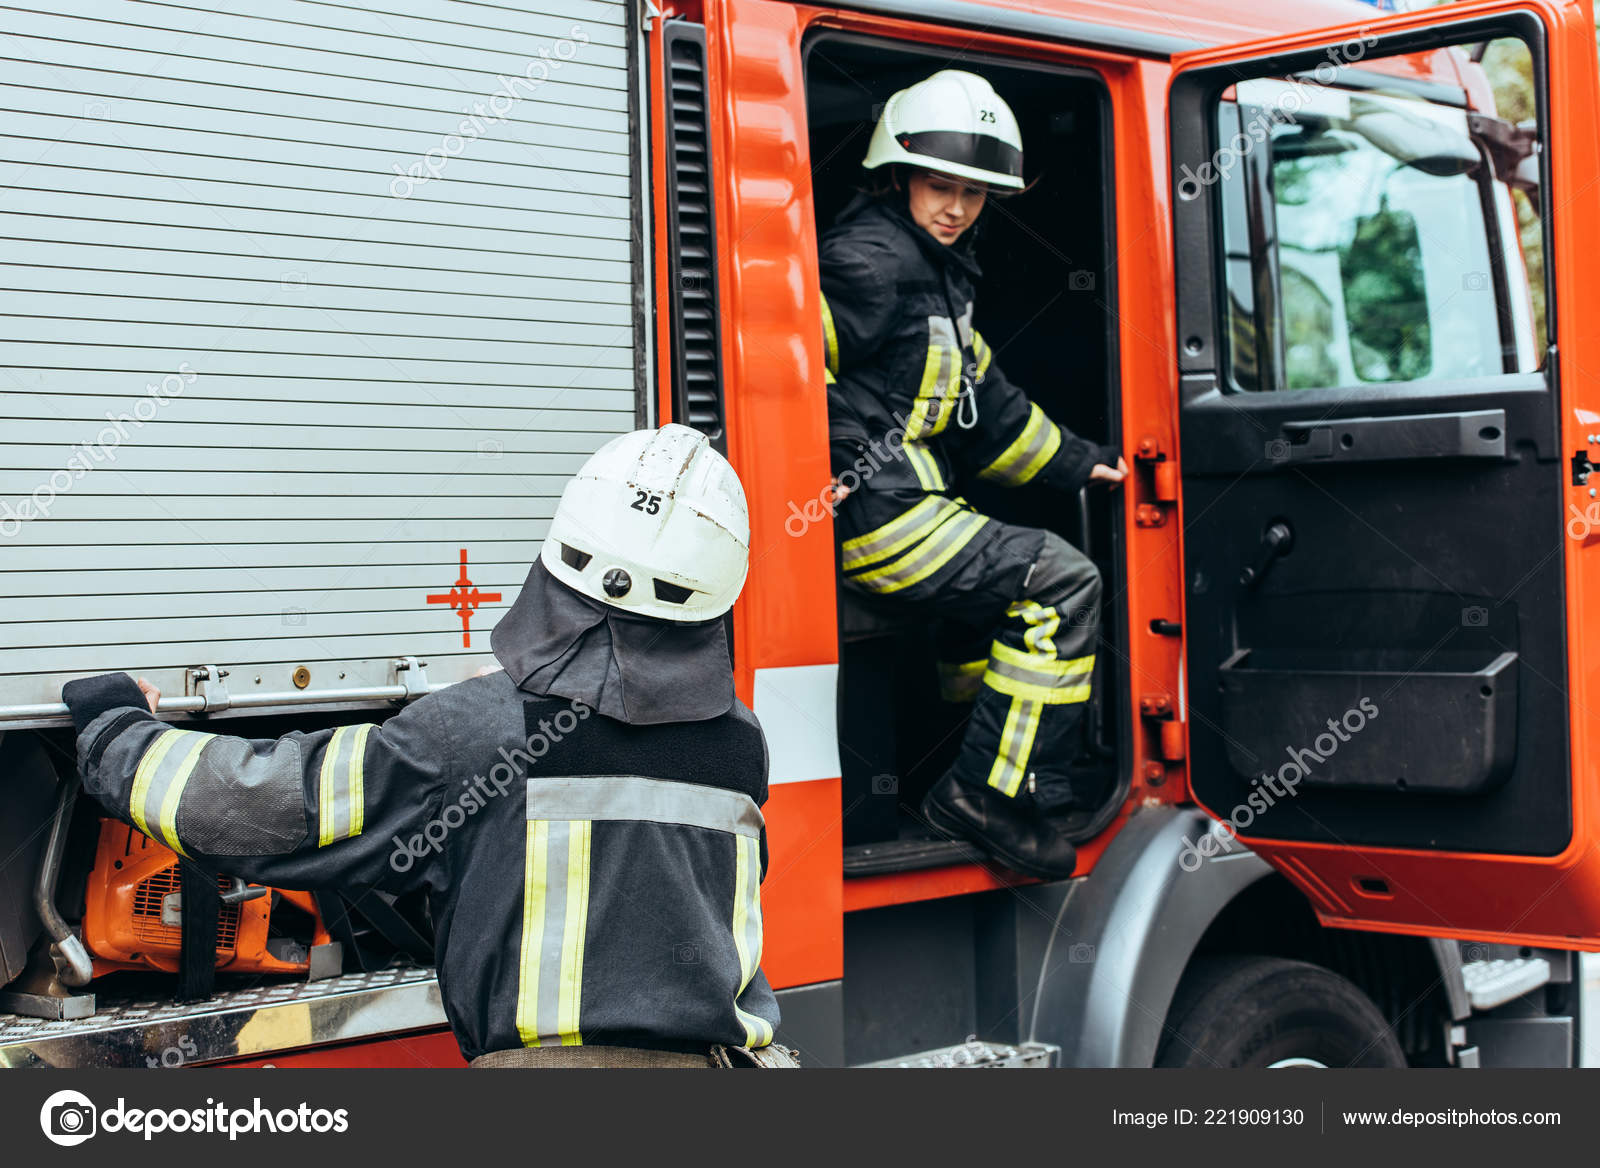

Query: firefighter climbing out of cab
[61,425,796,1068]
[820,70,1127,880]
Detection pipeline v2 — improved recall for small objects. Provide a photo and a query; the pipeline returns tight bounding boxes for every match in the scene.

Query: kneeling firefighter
[820,70,1127,879]
[62,424,795,1068]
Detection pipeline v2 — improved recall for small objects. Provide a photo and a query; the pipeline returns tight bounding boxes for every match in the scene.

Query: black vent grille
[662,22,725,448]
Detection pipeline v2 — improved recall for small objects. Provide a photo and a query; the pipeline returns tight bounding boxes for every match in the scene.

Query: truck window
[1218,38,1544,394]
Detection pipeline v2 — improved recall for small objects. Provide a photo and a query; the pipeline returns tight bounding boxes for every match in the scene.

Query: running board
[843,837,988,877]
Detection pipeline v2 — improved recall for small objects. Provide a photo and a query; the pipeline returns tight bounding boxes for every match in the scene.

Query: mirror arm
[1467,111,1540,190]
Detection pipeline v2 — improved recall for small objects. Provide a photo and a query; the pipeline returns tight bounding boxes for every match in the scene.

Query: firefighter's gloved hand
[62,672,150,734]
[1088,446,1127,485]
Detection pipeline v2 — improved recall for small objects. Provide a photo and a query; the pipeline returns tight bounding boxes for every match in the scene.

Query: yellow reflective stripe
[987,700,1021,794]
[904,441,945,492]
[316,724,371,846]
[848,507,965,585]
[937,658,987,703]
[851,510,988,593]
[732,834,772,1047]
[155,734,212,858]
[905,341,954,440]
[516,819,550,1048]
[986,697,1041,797]
[981,669,1093,705]
[317,726,349,847]
[977,403,1063,485]
[129,729,185,841]
[557,820,590,1045]
[820,292,838,376]
[346,724,370,840]
[1008,599,1060,657]
[825,367,836,385]
[840,494,955,571]
[989,641,1094,680]
[1011,701,1045,796]
[1014,420,1063,484]
[516,816,591,1047]
[974,330,993,379]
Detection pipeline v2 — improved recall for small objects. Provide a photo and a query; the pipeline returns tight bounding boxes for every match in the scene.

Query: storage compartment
[1218,648,1518,795]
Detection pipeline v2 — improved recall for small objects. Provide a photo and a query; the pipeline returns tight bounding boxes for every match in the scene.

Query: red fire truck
[1,0,1596,1068]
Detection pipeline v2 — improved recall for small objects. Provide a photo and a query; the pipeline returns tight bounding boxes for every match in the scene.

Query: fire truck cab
[2,0,1598,1069]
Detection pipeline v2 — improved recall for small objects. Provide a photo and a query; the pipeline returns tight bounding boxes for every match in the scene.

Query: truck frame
[2,0,1597,1068]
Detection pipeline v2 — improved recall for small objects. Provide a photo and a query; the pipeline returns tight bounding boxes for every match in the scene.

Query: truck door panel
[1170,1,1600,946]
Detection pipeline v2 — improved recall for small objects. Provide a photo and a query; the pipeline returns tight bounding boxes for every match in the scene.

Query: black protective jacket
[819,195,1117,596]
[64,564,779,1061]
[821,195,1117,495]
[819,192,1120,601]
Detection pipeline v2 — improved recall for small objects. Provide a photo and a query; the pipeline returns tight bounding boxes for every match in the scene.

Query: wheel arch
[1026,806,1275,1067]
[1027,805,1461,1066]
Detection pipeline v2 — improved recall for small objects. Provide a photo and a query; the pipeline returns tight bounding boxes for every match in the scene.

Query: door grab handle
[1275,409,1507,465]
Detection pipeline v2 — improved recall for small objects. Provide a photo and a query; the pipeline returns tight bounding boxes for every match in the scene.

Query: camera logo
[40,1089,97,1147]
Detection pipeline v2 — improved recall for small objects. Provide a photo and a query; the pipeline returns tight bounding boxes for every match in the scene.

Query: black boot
[919,773,1078,880]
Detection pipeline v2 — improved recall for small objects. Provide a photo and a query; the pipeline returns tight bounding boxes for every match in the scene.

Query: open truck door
[1169,0,1600,948]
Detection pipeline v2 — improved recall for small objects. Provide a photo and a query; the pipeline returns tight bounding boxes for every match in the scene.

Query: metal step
[859,1038,1060,1068]
[0,965,444,1068]
[1461,956,1552,1011]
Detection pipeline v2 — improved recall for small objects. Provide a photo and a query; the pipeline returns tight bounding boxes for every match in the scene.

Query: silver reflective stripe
[985,654,1095,693]
[317,723,370,847]
[851,509,988,594]
[732,833,773,1047]
[516,818,591,1048]
[525,775,763,839]
[987,697,1043,798]
[132,729,213,855]
[840,495,959,572]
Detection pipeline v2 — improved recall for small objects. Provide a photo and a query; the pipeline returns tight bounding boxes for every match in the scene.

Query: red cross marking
[426,548,502,648]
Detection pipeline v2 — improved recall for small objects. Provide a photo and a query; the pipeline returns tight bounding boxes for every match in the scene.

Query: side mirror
[1350,107,1479,176]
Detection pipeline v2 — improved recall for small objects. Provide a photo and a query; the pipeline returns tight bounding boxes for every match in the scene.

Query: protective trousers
[934,530,1101,810]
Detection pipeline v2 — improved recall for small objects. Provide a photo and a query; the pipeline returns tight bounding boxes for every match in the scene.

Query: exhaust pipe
[36,772,93,988]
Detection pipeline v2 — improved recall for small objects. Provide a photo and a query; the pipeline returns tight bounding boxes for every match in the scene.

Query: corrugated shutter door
[0,0,639,712]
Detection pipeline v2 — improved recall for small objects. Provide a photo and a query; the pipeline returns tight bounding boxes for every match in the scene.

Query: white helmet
[541,423,749,622]
[863,70,1024,191]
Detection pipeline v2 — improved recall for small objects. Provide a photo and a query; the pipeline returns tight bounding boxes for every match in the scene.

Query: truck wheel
[1155,956,1406,1068]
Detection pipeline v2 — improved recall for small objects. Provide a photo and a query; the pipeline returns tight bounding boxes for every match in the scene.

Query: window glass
[1218,37,1544,392]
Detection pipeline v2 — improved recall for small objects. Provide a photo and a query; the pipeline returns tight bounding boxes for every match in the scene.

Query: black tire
[1155,956,1406,1068]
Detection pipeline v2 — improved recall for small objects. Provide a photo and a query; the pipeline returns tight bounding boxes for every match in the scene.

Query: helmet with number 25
[541,424,750,622]
[863,69,1025,190]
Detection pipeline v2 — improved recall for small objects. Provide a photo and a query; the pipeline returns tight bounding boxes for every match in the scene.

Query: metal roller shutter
[0,0,643,721]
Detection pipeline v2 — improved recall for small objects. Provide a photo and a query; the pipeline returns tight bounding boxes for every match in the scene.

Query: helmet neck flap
[491,559,735,725]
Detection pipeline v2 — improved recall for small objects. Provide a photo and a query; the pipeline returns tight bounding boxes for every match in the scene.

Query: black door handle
[1275,409,1506,465]
[1239,522,1294,588]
